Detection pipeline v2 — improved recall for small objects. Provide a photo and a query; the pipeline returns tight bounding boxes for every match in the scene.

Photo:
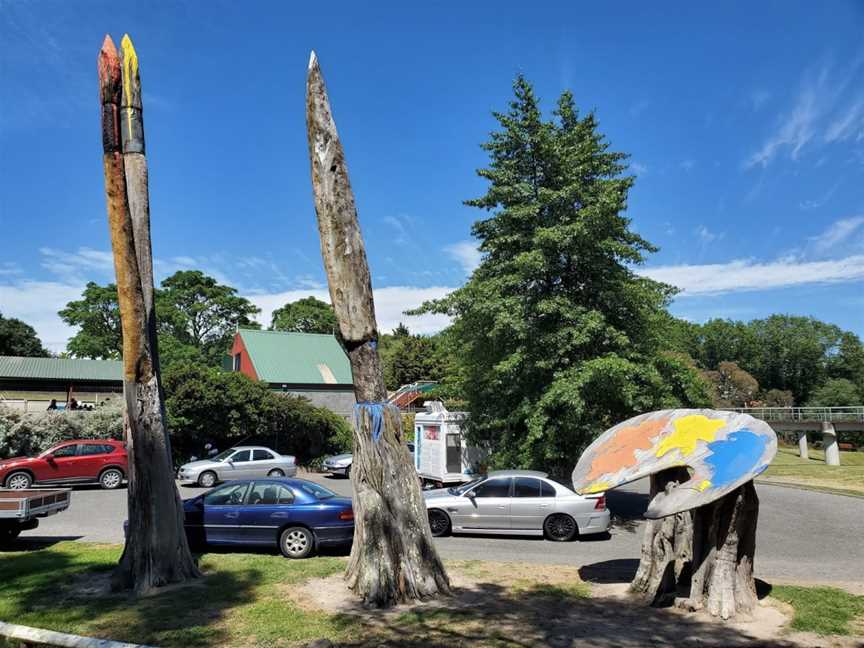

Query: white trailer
[413,402,486,487]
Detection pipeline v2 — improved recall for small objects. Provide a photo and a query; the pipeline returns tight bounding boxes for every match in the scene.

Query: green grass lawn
[772,585,864,635]
[758,446,864,496]
[0,542,352,647]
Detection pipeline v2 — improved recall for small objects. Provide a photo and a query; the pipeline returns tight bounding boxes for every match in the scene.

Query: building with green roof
[0,356,123,412]
[229,329,355,417]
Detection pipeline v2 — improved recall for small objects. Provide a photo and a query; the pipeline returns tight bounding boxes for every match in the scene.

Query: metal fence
[720,406,864,423]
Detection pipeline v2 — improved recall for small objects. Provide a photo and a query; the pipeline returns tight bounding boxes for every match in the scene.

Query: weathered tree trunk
[99,34,200,595]
[305,51,450,607]
[630,467,692,605]
[678,481,759,619]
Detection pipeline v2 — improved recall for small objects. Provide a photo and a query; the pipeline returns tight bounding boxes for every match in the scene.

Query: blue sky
[1,1,863,351]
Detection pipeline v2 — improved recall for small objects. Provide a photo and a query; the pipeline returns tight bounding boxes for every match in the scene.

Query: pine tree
[415,76,709,473]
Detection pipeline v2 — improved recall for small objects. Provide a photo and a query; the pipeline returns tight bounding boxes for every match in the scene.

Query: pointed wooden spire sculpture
[306,51,450,607]
[99,34,199,594]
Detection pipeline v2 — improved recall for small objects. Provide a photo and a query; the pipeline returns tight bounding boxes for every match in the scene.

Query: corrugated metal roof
[0,356,123,382]
[238,329,353,385]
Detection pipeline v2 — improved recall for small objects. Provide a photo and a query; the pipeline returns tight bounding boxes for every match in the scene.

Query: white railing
[720,406,864,423]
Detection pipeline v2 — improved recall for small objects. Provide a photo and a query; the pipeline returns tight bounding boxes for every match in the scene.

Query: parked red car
[0,439,127,490]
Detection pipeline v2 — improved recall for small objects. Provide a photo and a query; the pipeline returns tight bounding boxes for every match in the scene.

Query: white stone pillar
[822,422,840,466]
[798,432,809,460]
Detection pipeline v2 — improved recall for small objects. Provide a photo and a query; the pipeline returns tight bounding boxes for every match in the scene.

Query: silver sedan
[178,446,297,488]
[422,469,610,541]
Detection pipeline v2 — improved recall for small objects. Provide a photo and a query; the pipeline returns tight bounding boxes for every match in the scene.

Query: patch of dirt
[288,561,862,647]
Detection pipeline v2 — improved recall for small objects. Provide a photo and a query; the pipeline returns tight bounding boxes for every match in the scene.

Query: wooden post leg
[629,467,692,605]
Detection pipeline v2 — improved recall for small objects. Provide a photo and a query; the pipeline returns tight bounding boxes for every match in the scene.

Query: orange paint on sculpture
[586,418,668,481]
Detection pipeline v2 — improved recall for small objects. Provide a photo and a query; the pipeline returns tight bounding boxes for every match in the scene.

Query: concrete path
[21,471,864,589]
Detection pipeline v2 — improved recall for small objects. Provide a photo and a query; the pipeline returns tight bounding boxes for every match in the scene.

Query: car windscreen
[449,476,485,495]
[211,449,235,462]
[293,481,336,500]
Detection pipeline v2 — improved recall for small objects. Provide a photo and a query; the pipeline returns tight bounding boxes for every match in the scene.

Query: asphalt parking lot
[20,470,864,589]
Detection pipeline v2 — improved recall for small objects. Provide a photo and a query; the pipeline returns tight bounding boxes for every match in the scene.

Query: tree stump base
[676,481,759,620]
[629,467,692,606]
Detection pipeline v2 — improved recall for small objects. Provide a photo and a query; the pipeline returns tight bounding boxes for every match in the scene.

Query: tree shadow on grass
[0,545,261,647]
[331,578,798,648]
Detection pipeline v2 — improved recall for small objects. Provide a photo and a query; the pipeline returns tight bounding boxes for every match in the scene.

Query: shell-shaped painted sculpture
[571,409,777,519]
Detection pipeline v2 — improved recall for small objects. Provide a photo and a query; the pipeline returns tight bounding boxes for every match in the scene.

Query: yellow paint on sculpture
[582,481,611,494]
[697,479,712,492]
[655,415,725,458]
[120,34,138,141]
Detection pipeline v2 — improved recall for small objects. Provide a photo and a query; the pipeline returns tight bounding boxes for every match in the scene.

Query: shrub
[0,404,124,458]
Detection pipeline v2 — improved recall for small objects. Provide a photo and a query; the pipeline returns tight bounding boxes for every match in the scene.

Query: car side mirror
[465,491,475,500]
[44,453,55,462]
[226,459,234,465]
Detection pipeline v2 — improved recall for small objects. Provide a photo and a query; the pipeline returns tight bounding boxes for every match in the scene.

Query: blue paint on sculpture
[703,430,767,488]
[354,402,395,443]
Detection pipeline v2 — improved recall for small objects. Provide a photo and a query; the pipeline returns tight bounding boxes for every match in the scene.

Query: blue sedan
[182,478,354,558]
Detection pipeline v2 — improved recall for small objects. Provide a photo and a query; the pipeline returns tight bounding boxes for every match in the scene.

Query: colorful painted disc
[571,409,777,519]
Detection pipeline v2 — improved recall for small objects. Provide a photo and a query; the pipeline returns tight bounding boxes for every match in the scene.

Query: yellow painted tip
[121,35,138,66]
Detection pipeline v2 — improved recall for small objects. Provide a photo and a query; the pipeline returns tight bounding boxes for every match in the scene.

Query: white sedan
[422,469,610,541]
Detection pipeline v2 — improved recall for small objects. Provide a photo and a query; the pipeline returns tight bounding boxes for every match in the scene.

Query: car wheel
[267,469,285,478]
[5,471,32,490]
[198,471,217,488]
[279,526,314,559]
[544,513,577,542]
[99,468,124,490]
[428,509,451,537]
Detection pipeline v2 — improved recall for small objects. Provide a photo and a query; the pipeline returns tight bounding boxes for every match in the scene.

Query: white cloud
[0,280,84,351]
[39,247,114,277]
[630,162,648,175]
[808,215,864,254]
[444,241,482,275]
[745,56,864,169]
[641,255,864,296]
[695,225,724,244]
[247,286,454,335]
[799,182,839,210]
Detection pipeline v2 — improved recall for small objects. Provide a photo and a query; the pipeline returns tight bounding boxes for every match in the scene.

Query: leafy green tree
[827,332,864,393]
[691,319,759,372]
[58,282,122,359]
[378,325,443,391]
[413,76,709,473]
[270,296,337,334]
[761,388,794,407]
[0,312,48,357]
[156,271,260,366]
[806,378,863,407]
[162,364,349,463]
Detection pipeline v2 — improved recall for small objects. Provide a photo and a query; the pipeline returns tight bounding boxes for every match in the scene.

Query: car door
[76,443,110,479]
[222,449,252,480]
[202,481,251,543]
[240,481,296,544]
[249,449,277,478]
[456,477,512,530]
[510,477,556,530]
[38,443,81,482]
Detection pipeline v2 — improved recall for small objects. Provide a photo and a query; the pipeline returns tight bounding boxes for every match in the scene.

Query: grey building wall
[272,385,356,419]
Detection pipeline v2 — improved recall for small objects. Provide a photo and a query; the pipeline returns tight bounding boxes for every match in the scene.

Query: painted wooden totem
[572,409,777,619]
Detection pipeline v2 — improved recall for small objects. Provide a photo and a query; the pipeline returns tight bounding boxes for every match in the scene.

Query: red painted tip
[98,35,121,102]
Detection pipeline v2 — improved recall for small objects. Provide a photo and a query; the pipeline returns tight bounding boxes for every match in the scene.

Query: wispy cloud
[39,247,115,277]
[799,182,840,210]
[808,215,864,254]
[444,241,482,275]
[695,225,724,244]
[749,89,772,112]
[630,162,649,175]
[641,255,864,296]
[745,55,864,169]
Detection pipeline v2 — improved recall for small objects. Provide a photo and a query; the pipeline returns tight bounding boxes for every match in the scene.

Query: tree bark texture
[629,467,693,605]
[306,51,450,607]
[99,34,200,595]
[678,481,759,620]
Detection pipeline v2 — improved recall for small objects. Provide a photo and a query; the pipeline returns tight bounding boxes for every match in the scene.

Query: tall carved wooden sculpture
[572,409,776,619]
[305,52,450,607]
[99,34,200,594]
